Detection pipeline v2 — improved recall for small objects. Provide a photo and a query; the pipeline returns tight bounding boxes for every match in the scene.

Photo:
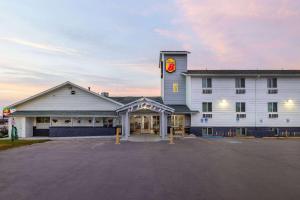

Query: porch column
[160,111,167,140]
[124,111,130,140]
[121,114,125,137]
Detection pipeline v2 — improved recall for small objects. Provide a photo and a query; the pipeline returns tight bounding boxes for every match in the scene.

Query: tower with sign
[159,51,189,105]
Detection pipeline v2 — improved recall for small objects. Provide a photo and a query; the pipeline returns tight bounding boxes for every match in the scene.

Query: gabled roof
[183,70,300,76]
[166,105,198,114]
[8,81,123,108]
[116,97,175,113]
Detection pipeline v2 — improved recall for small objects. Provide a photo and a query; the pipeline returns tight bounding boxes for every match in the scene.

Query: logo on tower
[165,58,176,73]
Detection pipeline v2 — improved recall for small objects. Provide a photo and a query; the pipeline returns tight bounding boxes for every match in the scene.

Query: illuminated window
[173,82,179,93]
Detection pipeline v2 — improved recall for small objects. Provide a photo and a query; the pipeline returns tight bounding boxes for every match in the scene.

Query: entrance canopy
[116,97,174,114]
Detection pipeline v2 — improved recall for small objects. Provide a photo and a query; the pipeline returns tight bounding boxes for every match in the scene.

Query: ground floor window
[48,117,118,128]
[36,117,50,129]
[36,117,50,123]
[103,118,113,128]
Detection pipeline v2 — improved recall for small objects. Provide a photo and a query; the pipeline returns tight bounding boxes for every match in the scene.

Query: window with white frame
[235,78,246,94]
[203,102,212,112]
[268,102,278,112]
[267,78,277,88]
[36,117,50,123]
[267,78,278,94]
[202,102,212,118]
[202,78,212,88]
[202,78,212,94]
[268,102,278,118]
[236,102,246,118]
[235,78,245,88]
[173,82,179,93]
[236,102,246,112]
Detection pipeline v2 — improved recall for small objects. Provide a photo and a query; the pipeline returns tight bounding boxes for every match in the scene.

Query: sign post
[169,127,175,144]
[115,127,121,144]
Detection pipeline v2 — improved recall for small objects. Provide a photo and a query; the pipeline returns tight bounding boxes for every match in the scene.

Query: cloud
[154,28,190,41]
[0,37,79,56]
[176,0,300,67]
[154,28,192,50]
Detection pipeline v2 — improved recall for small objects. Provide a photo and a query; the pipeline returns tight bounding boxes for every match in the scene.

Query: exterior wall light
[219,99,228,108]
[284,99,294,109]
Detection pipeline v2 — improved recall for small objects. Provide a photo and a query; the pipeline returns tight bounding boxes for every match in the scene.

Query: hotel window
[235,78,246,94]
[268,102,278,118]
[202,102,212,118]
[173,82,179,93]
[103,118,113,128]
[202,78,212,94]
[36,117,50,123]
[236,102,246,112]
[267,78,278,94]
[236,102,246,118]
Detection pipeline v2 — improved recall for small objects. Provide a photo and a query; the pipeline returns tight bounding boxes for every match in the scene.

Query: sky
[1,0,300,111]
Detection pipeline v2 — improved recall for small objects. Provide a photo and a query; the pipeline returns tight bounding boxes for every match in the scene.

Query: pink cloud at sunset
[1,0,300,110]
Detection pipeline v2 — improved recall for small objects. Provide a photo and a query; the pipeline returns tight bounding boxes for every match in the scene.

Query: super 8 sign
[165,58,176,73]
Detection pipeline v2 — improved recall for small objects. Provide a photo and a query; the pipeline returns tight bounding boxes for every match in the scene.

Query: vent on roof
[71,90,76,95]
[101,92,109,97]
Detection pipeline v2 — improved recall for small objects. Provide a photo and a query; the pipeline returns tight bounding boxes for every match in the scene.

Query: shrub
[0,127,8,138]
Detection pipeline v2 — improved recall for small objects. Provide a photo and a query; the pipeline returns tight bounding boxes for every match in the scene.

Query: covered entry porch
[116,98,174,140]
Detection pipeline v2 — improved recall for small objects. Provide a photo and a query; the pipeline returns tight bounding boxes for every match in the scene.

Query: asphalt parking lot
[0,138,299,200]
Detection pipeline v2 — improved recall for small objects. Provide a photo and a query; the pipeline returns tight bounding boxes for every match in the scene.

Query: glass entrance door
[141,116,150,133]
[130,116,142,134]
[130,115,160,135]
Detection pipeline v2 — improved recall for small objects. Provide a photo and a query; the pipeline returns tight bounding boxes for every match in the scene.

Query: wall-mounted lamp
[219,99,228,108]
[284,99,294,109]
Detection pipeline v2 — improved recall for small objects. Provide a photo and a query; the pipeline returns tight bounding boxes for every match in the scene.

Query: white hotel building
[7,51,300,138]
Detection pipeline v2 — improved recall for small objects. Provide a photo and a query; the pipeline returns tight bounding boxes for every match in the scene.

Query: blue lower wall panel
[190,127,202,136]
[190,127,300,137]
[49,127,116,137]
[33,127,49,137]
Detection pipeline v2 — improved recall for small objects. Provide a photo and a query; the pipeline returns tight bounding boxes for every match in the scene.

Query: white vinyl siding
[15,85,121,111]
[189,77,300,127]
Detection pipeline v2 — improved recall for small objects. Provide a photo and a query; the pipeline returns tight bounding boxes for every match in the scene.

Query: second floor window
[267,78,277,88]
[236,102,246,112]
[202,78,212,88]
[268,102,278,112]
[235,78,245,88]
[172,82,179,93]
[202,102,212,112]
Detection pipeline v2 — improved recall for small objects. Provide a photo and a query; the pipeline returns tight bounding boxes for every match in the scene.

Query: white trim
[116,97,175,113]
[181,73,300,77]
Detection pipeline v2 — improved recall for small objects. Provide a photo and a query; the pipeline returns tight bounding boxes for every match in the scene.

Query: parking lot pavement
[0,138,299,200]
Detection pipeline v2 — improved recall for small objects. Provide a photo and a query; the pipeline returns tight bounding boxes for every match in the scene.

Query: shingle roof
[10,111,117,117]
[184,70,300,76]
[108,96,163,105]
[166,105,198,114]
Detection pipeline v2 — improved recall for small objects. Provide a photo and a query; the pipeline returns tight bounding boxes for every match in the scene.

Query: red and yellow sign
[165,58,176,73]
[3,107,10,117]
